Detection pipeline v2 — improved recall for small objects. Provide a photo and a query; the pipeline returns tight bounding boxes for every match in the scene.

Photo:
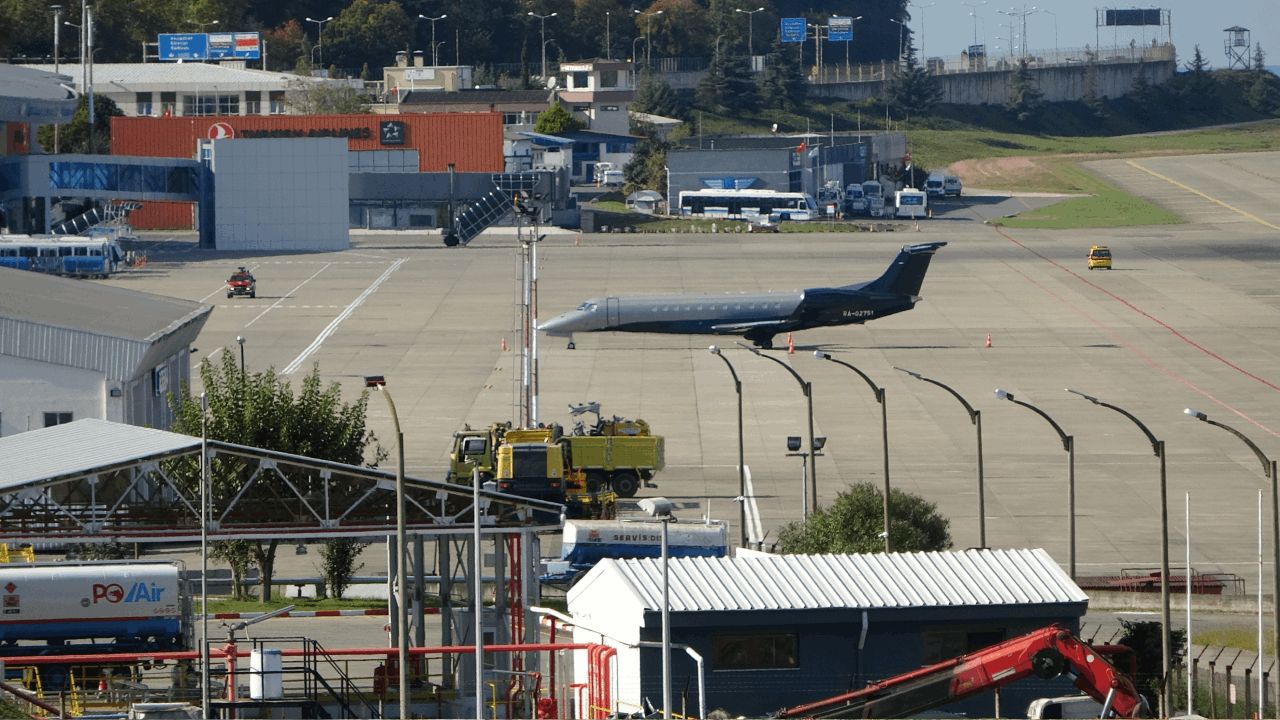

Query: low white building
[0,268,211,436]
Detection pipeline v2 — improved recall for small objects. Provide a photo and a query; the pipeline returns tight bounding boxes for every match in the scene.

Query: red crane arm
[775,625,1148,719]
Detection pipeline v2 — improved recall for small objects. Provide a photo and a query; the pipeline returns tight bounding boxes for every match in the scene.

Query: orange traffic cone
[986,333,992,348]
[502,337,507,351]
[787,333,794,354]
[99,671,109,693]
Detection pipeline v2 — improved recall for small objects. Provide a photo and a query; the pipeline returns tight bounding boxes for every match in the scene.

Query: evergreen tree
[632,68,683,118]
[1254,43,1267,73]
[776,483,953,554]
[1082,46,1107,117]
[884,36,941,117]
[36,95,122,154]
[1126,60,1158,120]
[1177,44,1217,111]
[1005,58,1043,122]
[696,37,760,114]
[622,121,672,193]
[760,36,808,111]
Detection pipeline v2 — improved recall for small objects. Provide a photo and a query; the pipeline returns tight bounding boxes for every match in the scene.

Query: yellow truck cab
[1087,245,1112,270]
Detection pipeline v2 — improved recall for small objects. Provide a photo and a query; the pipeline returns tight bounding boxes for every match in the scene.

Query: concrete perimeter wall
[809,57,1177,105]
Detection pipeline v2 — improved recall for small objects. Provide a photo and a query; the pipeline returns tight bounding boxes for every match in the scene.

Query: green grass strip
[992,165,1184,229]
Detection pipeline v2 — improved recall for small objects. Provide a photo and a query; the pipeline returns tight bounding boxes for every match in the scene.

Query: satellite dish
[772,123,778,132]
[546,76,558,89]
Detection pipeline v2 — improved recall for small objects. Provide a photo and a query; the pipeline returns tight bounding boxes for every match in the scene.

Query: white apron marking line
[743,466,764,547]
[282,257,407,375]
[245,263,333,328]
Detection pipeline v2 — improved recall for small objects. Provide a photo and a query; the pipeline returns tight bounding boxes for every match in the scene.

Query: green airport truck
[446,410,664,498]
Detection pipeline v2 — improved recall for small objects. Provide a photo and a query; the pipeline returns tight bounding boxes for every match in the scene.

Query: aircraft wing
[710,320,792,333]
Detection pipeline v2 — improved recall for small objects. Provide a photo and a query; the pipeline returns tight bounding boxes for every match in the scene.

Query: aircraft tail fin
[857,242,946,296]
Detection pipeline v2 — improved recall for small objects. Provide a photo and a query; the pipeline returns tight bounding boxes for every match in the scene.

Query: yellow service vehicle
[494,426,616,519]
[1087,245,1112,270]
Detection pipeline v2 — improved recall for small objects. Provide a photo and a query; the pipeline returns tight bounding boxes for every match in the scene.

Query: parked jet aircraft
[540,241,946,349]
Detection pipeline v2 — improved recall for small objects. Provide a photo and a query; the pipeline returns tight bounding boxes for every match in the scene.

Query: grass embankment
[1194,625,1276,655]
[990,166,1183,229]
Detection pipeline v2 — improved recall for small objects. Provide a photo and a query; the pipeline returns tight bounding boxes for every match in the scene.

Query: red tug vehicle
[226,267,256,299]
[775,625,1149,719]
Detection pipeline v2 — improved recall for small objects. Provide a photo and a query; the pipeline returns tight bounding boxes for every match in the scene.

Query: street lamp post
[895,367,985,548]
[960,1,986,47]
[1037,8,1058,56]
[51,5,62,152]
[887,17,906,70]
[634,10,664,68]
[737,343,817,516]
[908,3,936,59]
[994,389,1075,577]
[1069,389,1169,718]
[236,335,246,373]
[364,375,408,720]
[528,12,558,79]
[637,497,676,720]
[418,15,448,66]
[1185,407,1279,699]
[305,16,334,67]
[709,347,747,550]
[735,7,765,60]
[816,352,891,552]
[844,16,863,80]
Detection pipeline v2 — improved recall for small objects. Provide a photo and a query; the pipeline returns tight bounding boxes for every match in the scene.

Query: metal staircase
[52,201,143,235]
[447,172,550,247]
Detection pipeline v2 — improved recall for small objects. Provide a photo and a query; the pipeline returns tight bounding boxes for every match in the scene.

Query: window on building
[575,143,592,154]
[43,412,73,428]
[712,633,799,671]
[218,94,240,115]
[160,91,176,117]
[136,92,153,117]
[269,91,286,115]
[921,628,1007,665]
[573,105,590,113]
[153,364,169,397]
[183,95,217,116]
[600,70,618,87]
[572,71,589,89]
[503,112,523,126]
[245,91,261,115]
[600,105,619,111]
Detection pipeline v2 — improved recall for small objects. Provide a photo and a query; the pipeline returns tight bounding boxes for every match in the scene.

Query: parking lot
[106,150,1280,584]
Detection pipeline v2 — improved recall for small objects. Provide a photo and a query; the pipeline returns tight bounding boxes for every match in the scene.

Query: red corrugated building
[111,113,503,229]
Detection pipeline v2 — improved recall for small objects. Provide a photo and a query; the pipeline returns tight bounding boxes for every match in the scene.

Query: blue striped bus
[0,235,126,278]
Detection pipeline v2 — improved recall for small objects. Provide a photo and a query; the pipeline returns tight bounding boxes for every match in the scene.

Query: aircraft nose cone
[539,312,576,335]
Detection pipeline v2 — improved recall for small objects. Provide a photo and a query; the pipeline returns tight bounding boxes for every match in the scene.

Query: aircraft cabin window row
[651,303,784,312]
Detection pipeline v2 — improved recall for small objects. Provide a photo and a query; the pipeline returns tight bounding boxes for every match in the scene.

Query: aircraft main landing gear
[567,341,576,349]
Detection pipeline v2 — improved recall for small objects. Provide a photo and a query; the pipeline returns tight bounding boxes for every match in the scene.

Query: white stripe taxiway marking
[200,262,260,303]
[282,257,407,375]
[743,466,764,547]
[206,346,223,361]
[244,263,332,328]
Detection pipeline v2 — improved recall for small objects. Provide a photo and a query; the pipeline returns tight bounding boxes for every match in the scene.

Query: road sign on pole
[158,34,210,60]
[780,18,806,43]
[157,32,260,61]
[828,17,853,42]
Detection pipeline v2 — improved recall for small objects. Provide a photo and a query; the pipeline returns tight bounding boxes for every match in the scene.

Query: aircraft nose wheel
[567,341,576,349]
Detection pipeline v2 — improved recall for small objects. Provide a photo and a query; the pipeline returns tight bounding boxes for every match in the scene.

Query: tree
[1117,619,1186,713]
[319,537,370,598]
[1005,58,1044,122]
[759,36,807,111]
[695,37,759,114]
[1245,44,1279,114]
[776,483,953,554]
[1176,44,1217,111]
[169,350,386,603]
[632,68,683,118]
[36,94,123,154]
[1082,47,1107,118]
[265,20,308,72]
[884,38,941,117]
[322,0,412,74]
[1126,60,1157,120]
[535,103,585,133]
[623,120,672,193]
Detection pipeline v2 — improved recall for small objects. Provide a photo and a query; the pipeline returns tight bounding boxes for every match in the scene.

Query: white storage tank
[249,649,283,700]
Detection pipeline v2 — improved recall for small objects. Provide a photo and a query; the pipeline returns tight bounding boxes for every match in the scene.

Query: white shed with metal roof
[567,548,1090,718]
[0,268,210,436]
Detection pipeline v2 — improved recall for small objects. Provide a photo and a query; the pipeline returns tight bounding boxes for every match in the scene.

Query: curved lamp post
[896,367,984,548]
[817,351,890,552]
[1069,389,1169,718]
[418,15,448,66]
[737,342,816,516]
[994,389,1075,578]
[735,7,765,59]
[1185,407,1278,692]
[528,12,558,79]
[305,17,333,66]
[709,347,747,549]
[634,9,664,67]
[364,375,408,720]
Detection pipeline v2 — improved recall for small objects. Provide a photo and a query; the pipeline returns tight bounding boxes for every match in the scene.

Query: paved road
[108,152,1280,601]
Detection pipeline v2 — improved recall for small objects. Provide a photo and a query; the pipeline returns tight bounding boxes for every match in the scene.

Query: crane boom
[775,625,1148,719]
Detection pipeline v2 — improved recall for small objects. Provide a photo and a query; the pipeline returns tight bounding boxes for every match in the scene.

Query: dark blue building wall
[636,603,1087,718]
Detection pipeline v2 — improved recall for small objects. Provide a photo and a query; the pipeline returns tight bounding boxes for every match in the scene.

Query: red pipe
[0,642,597,665]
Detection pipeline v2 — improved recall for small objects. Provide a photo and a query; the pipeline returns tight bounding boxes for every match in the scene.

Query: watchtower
[1224,26,1251,70]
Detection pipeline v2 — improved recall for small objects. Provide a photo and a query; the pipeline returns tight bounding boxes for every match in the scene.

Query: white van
[943,176,963,197]
[925,173,945,198]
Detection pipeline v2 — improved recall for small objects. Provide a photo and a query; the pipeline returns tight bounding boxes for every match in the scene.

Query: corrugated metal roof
[20,63,292,91]
[601,549,1086,612]
[401,89,551,105]
[0,418,199,492]
[0,268,211,381]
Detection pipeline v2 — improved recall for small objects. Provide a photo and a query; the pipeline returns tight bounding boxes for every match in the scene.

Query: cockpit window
[576,302,598,312]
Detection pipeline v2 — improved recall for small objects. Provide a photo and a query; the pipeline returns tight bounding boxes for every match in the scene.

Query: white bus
[678,189,818,222]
